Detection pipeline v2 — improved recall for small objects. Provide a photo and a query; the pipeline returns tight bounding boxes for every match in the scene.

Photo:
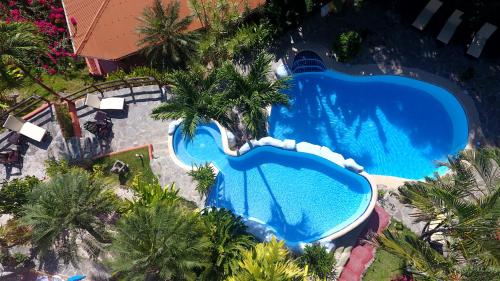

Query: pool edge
[167,119,378,251]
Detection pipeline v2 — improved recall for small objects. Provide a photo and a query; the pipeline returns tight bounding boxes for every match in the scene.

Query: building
[61,0,265,76]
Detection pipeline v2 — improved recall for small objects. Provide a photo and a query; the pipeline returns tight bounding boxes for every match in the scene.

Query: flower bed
[0,0,79,75]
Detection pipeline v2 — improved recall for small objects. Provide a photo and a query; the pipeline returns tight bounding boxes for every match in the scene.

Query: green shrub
[13,252,29,265]
[298,243,336,279]
[333,31,362,62]
[188,163,216,198]
[0,176,40,217]
[228,22,273,61]
[45,158,73,177]
[54,103,74,139]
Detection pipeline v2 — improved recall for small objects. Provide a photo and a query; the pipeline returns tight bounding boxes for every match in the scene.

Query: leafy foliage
[188,163,216,198]
[298,243,336,279]
[227,237,305,281]
[108,201,210,280]
[127,173,180,209]
[44,158,75,177]
[137,0,199,70]
[54,102,74,139]
[0,176,40,217]
[218,53,290,140]
[150,67,231,138]
[333,31,362,62]
[20,169,116,264]
[107,66,169,85]
[377,148,500,280]
[201,208,255,280]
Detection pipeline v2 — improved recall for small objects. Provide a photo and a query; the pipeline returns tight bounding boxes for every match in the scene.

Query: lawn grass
[363,220,416,281]
[15,68,93,100]
[92,146,155,186]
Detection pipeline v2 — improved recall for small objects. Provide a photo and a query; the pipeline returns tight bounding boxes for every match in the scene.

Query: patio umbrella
[67,275,86,281]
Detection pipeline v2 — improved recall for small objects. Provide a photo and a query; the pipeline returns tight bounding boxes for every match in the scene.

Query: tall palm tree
[20,169,116,264]
[218,53,290,140]
[396,148,499,266]
[137,0,199,70]
[151,67,232,138]
[108,201,210,280]
[227,237,306,281]
[0,21,62,99]
[200,207,255,281]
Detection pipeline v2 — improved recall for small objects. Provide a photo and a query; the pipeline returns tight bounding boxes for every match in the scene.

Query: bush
[298,243,336,279]
[13,252,30,265]
[54,103,74,139]
[0,176,40,217]
[45,158,73,177]
[188,163,216,198]
[333,31,362,62]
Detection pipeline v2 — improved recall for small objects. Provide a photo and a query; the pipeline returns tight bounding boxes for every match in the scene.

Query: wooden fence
[64,76,161,102]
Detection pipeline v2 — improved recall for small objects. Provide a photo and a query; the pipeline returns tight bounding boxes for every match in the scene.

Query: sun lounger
[412,0,443,31]
[3,115,47,142]
[467,23,498,58]
[85,94,125,110]
[437,10,463,44]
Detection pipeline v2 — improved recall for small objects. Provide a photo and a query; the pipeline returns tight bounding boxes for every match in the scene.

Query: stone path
[338,205,391,281]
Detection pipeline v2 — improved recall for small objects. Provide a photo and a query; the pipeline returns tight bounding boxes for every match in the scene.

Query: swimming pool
[269,70,469,179]
[173,123,373,247]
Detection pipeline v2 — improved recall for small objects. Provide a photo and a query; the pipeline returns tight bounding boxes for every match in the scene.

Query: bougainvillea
[0,0,78,75]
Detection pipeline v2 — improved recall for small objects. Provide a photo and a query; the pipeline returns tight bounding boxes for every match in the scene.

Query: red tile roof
[62,0,265,61]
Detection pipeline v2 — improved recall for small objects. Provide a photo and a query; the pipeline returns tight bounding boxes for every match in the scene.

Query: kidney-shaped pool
[269,70,469,179]
[173,123,373,246]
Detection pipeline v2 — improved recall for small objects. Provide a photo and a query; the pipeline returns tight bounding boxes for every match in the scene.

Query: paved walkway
[338,205,391,281]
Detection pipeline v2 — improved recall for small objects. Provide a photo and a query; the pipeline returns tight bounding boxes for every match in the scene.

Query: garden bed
[92,146,155,186]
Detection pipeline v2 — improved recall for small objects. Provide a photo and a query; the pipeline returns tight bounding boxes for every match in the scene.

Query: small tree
[188,163,216,198]
[333,31,362,62]
[299,243,336,280]
[0,176,40,218]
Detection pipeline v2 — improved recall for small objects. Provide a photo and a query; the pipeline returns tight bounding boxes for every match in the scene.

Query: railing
[64,76,161,102]
[0,95,50,124]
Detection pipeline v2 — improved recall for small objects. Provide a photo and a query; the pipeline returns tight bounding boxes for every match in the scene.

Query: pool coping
[167,119,378,251]
[278,42,481,184]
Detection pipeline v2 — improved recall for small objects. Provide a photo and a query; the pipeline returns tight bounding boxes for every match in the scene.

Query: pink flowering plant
[0,0,82,75]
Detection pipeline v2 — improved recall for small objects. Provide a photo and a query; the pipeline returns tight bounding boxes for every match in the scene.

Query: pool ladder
[292,57,326,73]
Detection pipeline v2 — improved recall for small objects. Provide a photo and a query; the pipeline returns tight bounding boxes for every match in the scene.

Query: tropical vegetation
[108,200,210,280]
[137,0,199,71]
[375,148,500,280]
[298,243,336,280]
[333,30,362,62]
[20,168,116,264]
[227,237,306,281]
[188,162,217,198]
[0,176,40,218]
[201,207,256,280]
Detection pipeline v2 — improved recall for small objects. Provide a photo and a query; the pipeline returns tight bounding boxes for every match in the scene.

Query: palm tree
[396,148,499,266]
[108,201,210,280]
[227,237,306,281]
[151,67,232,138]
[200,207,255,281]
[376,230,457,281]
[218,53,290,140]
[137,0,199,70]
[0,21,62,99]
[20,169,116,264]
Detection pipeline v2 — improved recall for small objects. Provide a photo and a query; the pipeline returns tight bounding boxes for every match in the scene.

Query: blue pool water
[269,71,469,179]
[173,123,372,244]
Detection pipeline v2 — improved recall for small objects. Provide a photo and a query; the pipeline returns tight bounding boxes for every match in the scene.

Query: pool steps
[167,119,378,252]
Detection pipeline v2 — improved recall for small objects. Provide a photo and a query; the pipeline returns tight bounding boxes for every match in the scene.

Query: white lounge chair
[85,94,125,110]
[467,23,498,58]
[437,10,464,44]
[412,0,443,31]
[3,115,47,142]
